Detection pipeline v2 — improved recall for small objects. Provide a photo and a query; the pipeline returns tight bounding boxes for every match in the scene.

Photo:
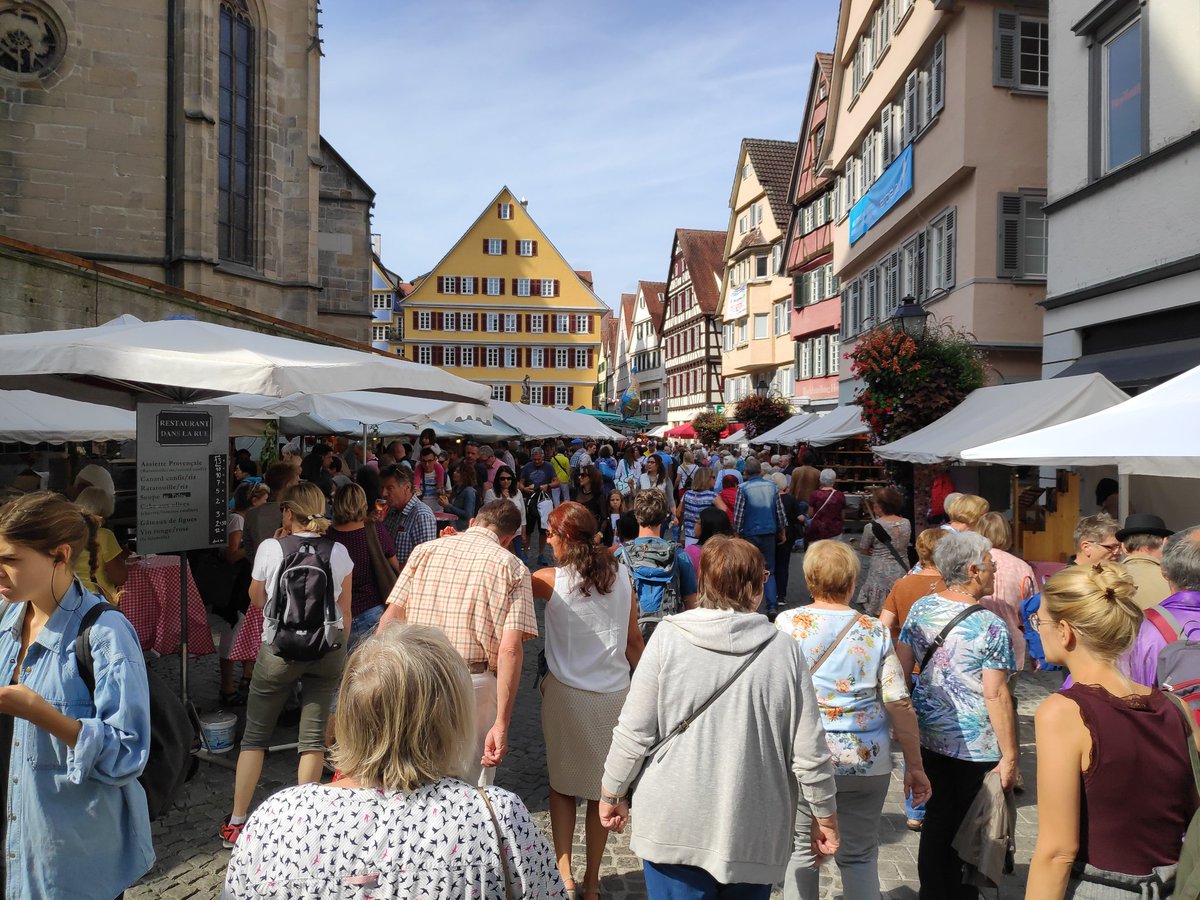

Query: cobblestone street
[130,551,1057,899]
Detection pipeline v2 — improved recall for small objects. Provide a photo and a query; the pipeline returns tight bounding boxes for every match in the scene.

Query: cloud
[319,0,837,304]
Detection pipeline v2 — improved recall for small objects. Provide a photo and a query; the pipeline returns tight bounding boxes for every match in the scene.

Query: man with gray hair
[1126,526,1200,688]
[733,457,788,616]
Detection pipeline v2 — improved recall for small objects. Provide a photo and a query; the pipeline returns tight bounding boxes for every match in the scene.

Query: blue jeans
[348,604,385,652]
[744,532,778,611]
[643,862,771,900]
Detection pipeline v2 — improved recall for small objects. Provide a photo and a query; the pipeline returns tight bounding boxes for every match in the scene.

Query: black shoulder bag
[870,520,910,571]
[919,604,987,673]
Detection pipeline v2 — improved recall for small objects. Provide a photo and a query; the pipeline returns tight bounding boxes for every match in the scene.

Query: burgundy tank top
[1060,682,1196,874]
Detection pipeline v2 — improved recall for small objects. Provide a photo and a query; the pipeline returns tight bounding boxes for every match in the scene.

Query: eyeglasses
[1029,612,1059,631]
[1087,540,1121,556]
[498,475,513,481]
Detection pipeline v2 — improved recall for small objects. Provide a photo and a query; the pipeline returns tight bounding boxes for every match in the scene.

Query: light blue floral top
[899,595,1015,762]
[776,608,908,776]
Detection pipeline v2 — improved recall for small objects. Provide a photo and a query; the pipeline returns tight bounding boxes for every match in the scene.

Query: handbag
[920,604,987,673]
[1165,692,1200,899]
[870,520,910,571]
[363,522,398,600]
[475,786,516,900]
[629,636,773,801]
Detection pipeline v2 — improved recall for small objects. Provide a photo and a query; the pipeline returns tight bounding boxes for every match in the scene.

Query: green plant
[733,394,793,440]
[691,410,728,445]
[258,419,280,470]
[850,322,987,444]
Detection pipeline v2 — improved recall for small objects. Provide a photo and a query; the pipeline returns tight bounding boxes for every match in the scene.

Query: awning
[1054,337,1200,390]
[0,390,135,443]
[962,364,1200,477]
[800,405,870,448]
[665,423,696,439]
[877,374,1128,464]
[720,428,747,445]
[753,412,821,445]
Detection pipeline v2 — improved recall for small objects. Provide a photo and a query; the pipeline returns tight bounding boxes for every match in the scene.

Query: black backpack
[680,465,696,492]
[264,535,343,661]
[76,605,198,821]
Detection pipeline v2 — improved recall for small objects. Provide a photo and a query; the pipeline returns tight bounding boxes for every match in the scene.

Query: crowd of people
[0,433,1197,899]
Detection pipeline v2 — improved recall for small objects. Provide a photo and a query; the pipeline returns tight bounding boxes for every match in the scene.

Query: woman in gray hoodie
[598,535,840,898]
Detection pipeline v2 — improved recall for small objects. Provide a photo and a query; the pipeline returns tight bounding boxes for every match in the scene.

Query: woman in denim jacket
[0,492,153,899]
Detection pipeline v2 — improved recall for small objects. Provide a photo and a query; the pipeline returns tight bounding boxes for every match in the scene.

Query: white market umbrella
[0,390,136,443]
[219,391,490,429]
[961,369,1200,477]
[0,317,490,412]
[753,412,821,446]
[877,374,1128,465]
[800,405,869,448]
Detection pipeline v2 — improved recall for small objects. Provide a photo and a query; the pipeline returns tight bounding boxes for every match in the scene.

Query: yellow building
[399,187,605,407]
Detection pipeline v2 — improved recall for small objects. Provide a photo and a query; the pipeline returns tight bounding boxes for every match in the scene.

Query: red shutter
[524,314,531,331]
[433,312,443,330]
[588,348,594,368]
[532,278,541,295]
[499,279,506,295]
[501,240,508,255]
[411,310,419,329]
[568,387,575,406]
[496,203,501,218]
[505,385,512,401]
[532,240,538,256]
[553,279,560,297]
[544,390,553,407]
[432,346,443,365]
[482,239,489,253]
[436,276,444,293]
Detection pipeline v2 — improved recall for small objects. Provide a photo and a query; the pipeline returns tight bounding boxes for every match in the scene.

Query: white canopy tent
[0,316,490,415]
[0,390,136,443]
[219,391,488,430]
[646,424,671,438]
[961,369,1199,477]
[720,428,747,446]
[493,403,623,441]
[753,412,822,446]
[800,404,869,448]
[876,374,1128,465]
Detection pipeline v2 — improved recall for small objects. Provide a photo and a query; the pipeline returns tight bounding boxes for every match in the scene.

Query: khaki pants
[466,671,498,787]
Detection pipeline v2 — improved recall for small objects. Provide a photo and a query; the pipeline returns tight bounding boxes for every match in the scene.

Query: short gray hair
[744,458,762,477]
[1163,527,1200,591]
[819,468,837,487]
[934,531,993,586]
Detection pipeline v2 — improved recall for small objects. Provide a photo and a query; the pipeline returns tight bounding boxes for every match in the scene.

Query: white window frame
[530,313,544,334]
[813,336,827,377]
[555,386,569,407]
[574,347,587,368]
[443,345,456,367]
[443,276,458,295]
[1100,15,1144,174]
[531,348,544,368]
[372,293,391,310]
[737,318,748,345]
[460,312,475,332]
[1017,16,1049,92]
[541,279,556,298]
[800,340,812,379]
[443,311,456,332]
[517,239,533,256]
[486,277,501,296]
[829,334,840,375]
[417,310,431,331]
[556,347,569,368]
[487,238,503,255]
[417,345,432,365]
[459,276,474,295]
[504,347,518,367]
[773,301,788,337]
[461,346,475,367]
[486,346,500,368]
[516,278,531,297]
[753,313,768,340]
[491,384,506,401]
[575,314,589,334]
[529,384,543,404]
[486,312,500,333]
[504,313,517,333]
[498,203,512,220]
[371,324,389,342]
[556,314,569,333]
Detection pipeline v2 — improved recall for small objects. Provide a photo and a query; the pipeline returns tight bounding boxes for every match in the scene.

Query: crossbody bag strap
[809,614,862,676]
[475,786,516,900]
[919,605,987,673]
[644,637,774,759]
[1145,605,1184,643]
[870,520,909,571]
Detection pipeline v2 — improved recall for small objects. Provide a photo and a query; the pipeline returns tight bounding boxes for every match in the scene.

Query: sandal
[905,818,923,832]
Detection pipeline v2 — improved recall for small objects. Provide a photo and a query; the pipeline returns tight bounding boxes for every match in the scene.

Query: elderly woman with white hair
[805,469,846,543]
[224,624,567,897]
[897,530,1018,900]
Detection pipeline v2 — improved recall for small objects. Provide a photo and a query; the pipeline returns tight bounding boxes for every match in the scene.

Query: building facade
[398,188,605,407]
[611,292,636,407]
[629,281,667,426]
[782,54,842,409]
[0,0,375,342]
[1040,1,1200,391]
[717,138,800,406]
[597,314,619,411]
[660,228,726,426]
[820,0,1049,402]
[369,236,404,353]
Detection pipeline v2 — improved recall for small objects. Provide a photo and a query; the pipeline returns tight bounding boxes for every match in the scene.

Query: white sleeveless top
[544,564,632,694]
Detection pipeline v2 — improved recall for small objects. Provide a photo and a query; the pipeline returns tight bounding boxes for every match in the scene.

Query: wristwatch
[600,792,624,806]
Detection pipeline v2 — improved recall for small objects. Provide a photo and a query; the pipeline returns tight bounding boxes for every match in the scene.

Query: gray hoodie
[602,607,836,885]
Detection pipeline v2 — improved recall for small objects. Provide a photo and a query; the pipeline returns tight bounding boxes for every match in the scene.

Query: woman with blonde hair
[220,481,355,849]
[533,502,642,898]
[224,624,566,896]
[73,484,127,602]
[600,535,839,897]
[778,539,930,900]
[975,512,1034,672]
[945,494,989,532]
[1028,562,1199,898]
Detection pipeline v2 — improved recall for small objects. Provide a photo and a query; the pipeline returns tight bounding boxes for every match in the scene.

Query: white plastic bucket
[199,711,237,754]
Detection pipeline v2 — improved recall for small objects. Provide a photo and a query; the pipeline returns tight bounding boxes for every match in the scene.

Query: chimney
[371,233,382,256]
[519,197,528,208]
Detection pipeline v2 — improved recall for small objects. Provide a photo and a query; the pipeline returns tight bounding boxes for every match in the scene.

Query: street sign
[715,404,725,414]
[136,403,230,554]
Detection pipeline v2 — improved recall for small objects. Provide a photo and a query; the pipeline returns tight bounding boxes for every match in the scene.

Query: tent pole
[179,549,189,705]
[1118,473,1130,522]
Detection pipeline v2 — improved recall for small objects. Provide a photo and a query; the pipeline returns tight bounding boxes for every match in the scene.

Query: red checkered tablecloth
[121,555,216,656]
[229,605,264,662]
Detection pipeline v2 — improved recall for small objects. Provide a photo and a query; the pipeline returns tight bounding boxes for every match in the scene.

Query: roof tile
[745,138,799,231]
[675,229,726,316]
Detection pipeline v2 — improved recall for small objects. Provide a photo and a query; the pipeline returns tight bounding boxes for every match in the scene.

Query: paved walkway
[129,550,1055,898]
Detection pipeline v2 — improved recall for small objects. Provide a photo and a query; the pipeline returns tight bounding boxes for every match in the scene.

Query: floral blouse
[776,608,908,776]
[222,778,567,899]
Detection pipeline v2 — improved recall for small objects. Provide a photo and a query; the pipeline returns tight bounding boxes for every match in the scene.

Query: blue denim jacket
[735,476,784,536]
[0,583,154,899]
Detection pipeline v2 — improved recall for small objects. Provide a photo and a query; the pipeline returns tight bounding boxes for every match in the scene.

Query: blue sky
[319,1,837,309]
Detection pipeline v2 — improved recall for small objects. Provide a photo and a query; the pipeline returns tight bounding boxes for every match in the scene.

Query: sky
[319,1,838,309]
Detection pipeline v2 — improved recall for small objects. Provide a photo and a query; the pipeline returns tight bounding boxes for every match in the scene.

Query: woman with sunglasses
[1027,562,1198,898]
[484,465,526,559]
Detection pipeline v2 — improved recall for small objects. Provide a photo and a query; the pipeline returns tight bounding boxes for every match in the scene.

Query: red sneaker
[220,815,245,849]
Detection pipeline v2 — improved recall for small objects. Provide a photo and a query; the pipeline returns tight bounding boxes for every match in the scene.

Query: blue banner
[849,144,913,245]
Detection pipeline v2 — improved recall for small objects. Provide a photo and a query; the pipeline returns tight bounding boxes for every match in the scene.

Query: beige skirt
[540,671,628,800]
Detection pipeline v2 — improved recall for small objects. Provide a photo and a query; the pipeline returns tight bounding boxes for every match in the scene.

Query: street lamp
[892,296,930,337]
[755,375,769,398]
